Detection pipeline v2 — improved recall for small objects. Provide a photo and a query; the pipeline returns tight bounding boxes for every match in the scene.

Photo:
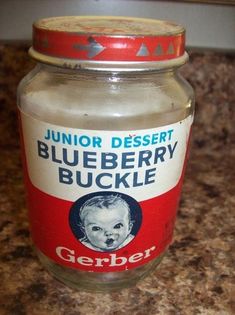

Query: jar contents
[18,16,194,291]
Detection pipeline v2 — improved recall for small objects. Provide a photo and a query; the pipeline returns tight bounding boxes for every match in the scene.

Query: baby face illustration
[81,202,133,251]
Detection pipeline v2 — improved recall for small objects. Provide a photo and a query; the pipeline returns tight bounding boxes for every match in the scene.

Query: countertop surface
[0,45,234,315]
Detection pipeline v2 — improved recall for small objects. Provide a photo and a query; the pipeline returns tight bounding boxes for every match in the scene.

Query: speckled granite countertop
[0,45,234,315]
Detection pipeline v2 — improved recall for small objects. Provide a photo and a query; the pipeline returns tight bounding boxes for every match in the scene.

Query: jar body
[18,63,194,291]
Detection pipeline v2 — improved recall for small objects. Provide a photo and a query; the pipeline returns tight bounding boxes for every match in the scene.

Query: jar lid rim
[32,16,186,64]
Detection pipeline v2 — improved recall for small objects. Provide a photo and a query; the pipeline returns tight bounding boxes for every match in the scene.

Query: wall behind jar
[0,0,234,50]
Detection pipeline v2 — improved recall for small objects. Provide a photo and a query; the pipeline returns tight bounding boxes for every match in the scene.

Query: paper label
[20,111,193,272]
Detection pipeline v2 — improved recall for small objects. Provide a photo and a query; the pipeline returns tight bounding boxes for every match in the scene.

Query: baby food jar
[18,16,194,291]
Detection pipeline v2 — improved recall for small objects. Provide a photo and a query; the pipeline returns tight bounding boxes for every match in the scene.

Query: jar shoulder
[18,66,194,129]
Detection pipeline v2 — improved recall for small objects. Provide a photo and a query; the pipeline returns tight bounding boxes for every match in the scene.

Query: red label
[26,175,183,272]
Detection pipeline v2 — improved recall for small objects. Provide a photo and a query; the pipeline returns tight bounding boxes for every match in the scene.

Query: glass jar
[18,16,194,291]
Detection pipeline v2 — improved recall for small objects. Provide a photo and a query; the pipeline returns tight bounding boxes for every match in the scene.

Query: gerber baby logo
[69,192,142,252]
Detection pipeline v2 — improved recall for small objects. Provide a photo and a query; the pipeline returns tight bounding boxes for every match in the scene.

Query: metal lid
[30,16,187,71]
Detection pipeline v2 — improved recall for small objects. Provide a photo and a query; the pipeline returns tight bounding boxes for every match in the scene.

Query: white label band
[21,112,193,202]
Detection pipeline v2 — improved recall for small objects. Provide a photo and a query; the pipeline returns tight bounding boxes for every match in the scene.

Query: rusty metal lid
[29,16,188,71]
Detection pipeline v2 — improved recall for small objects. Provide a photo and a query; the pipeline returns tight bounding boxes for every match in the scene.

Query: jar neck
[38,62,179,80]
[30,46,188,73]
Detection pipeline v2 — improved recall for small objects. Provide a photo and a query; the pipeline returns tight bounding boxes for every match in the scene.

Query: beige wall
[0,0,235,50]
